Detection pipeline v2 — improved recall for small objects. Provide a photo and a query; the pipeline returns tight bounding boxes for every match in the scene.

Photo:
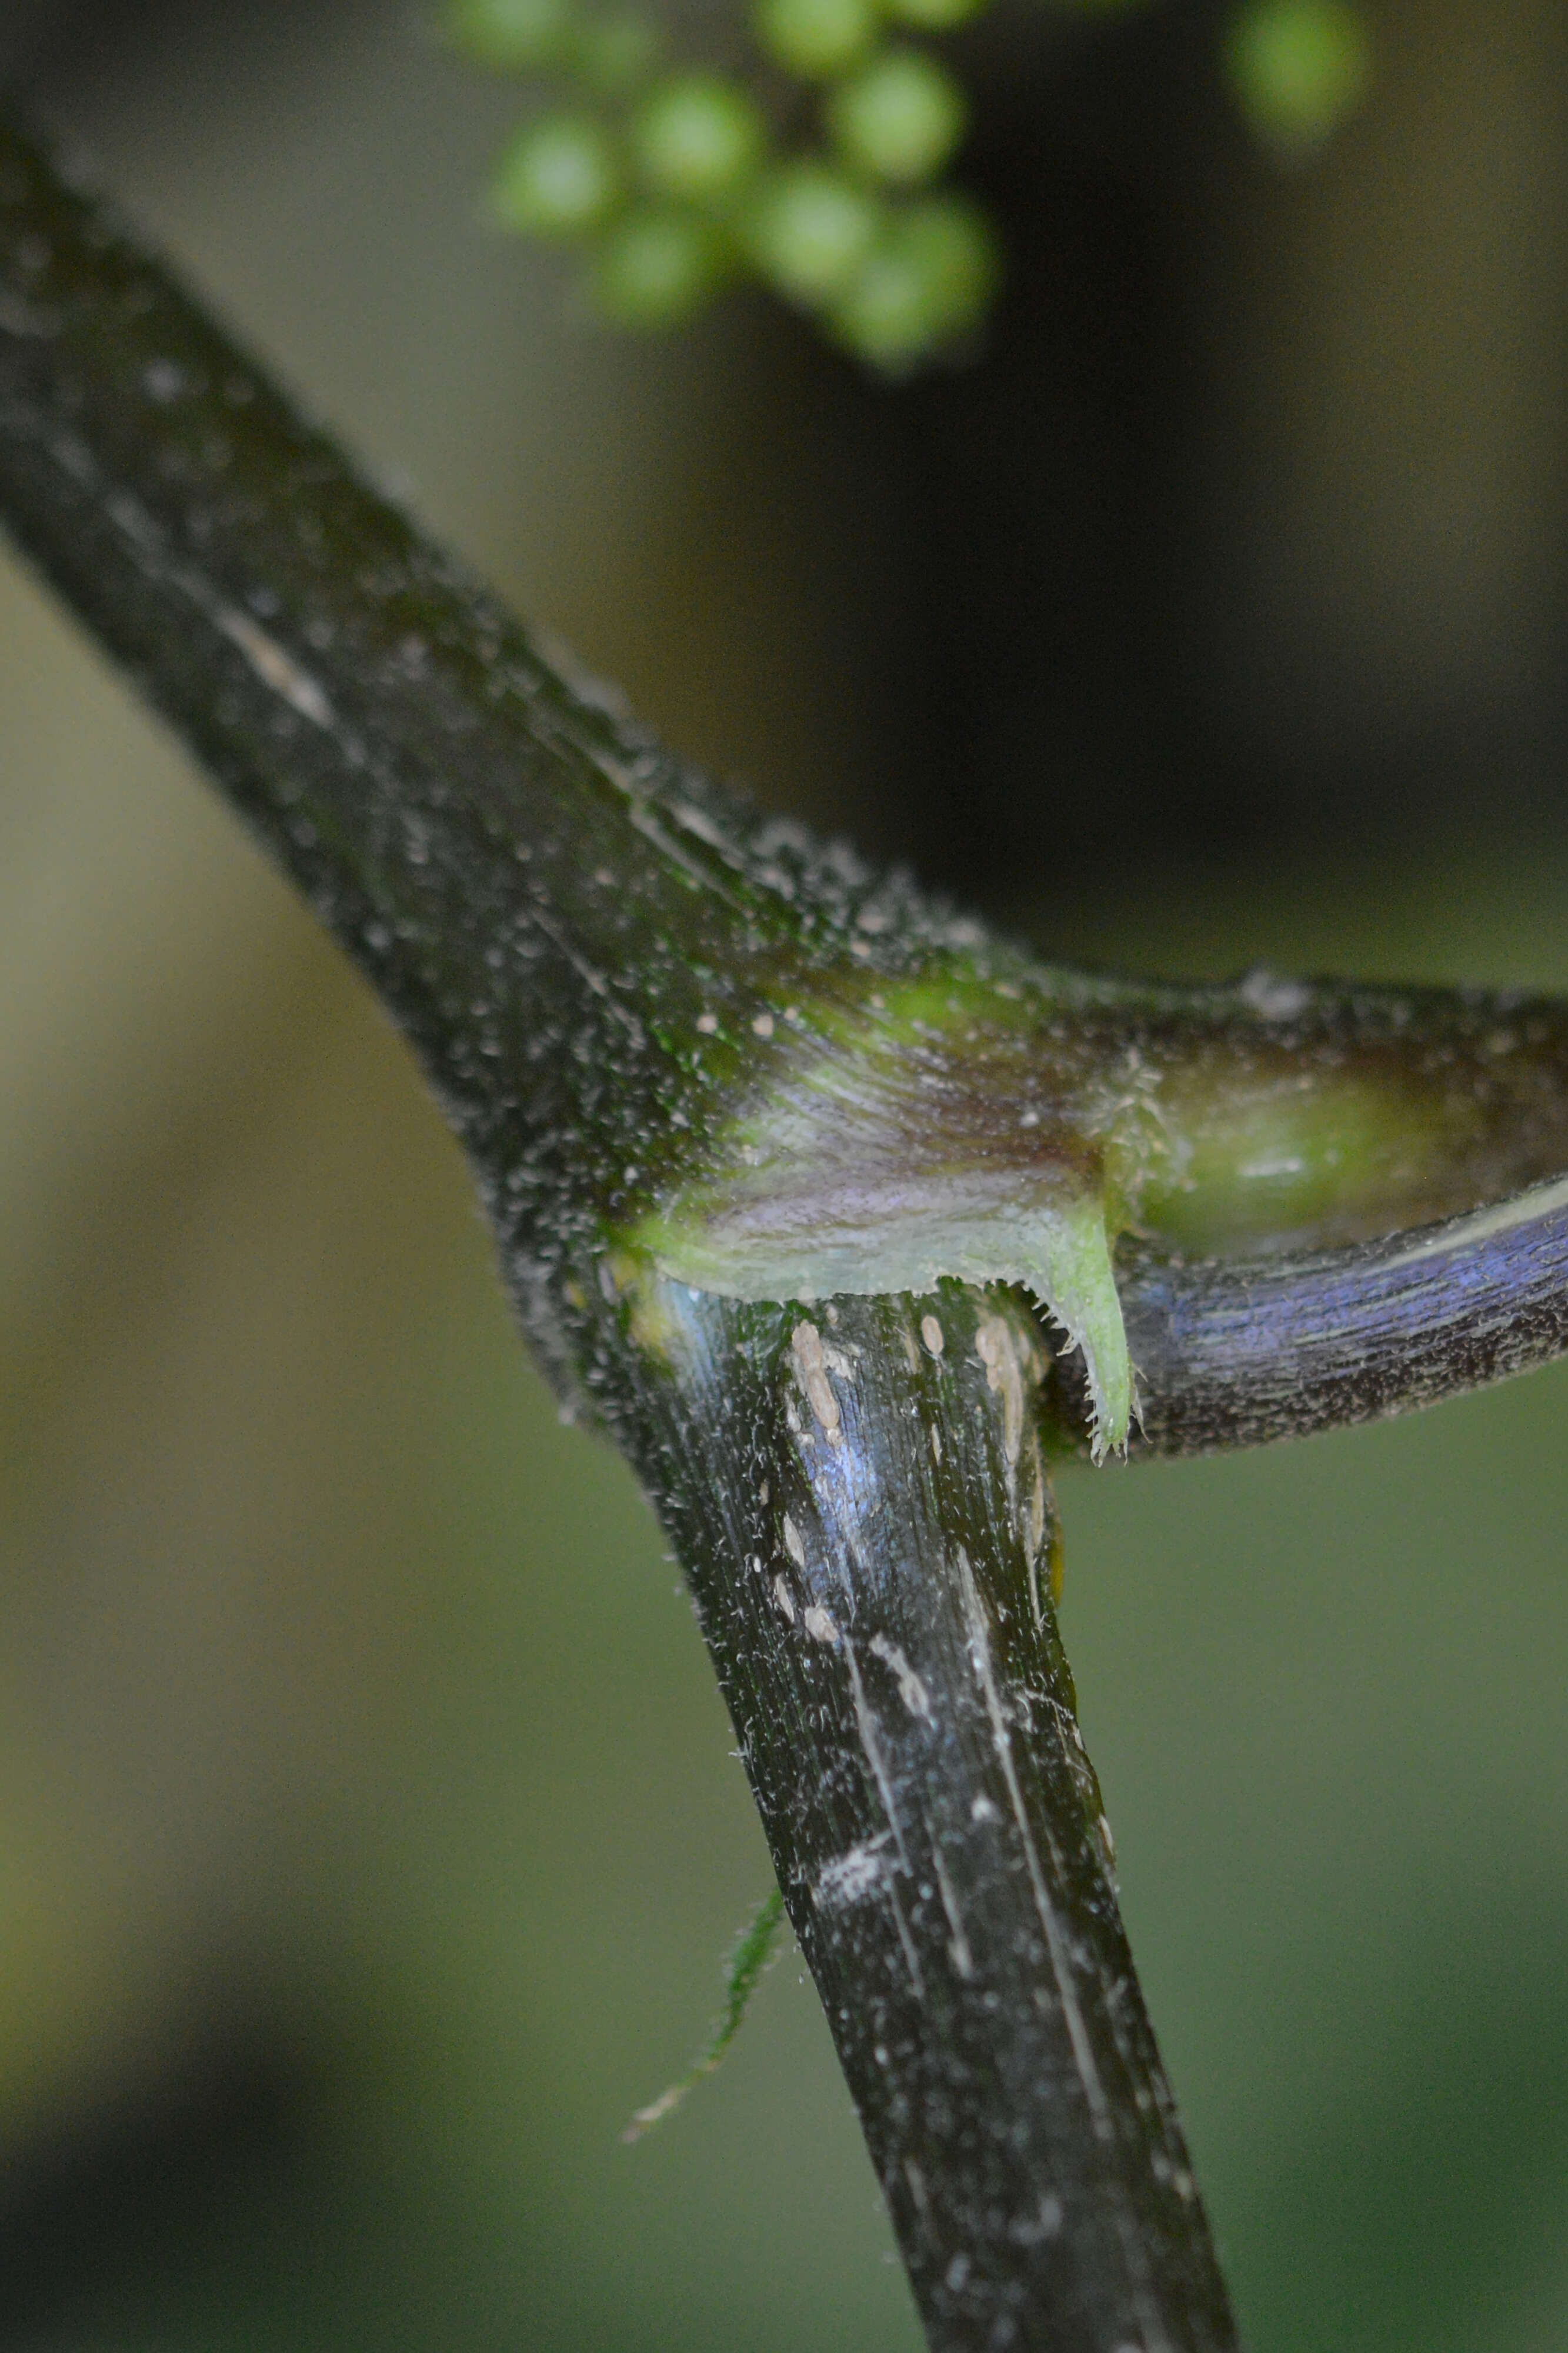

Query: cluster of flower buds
[450,0,1371,374]
[1223,0,1372,161]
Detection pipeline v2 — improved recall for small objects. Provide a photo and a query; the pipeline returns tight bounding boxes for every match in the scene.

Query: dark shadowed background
[0,2,1565,2347]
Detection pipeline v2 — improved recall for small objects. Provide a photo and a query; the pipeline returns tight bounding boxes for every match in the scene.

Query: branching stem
[4,115,1568,2351]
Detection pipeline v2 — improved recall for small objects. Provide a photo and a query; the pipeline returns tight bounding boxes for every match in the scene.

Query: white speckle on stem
[976,1312,1028,1467]
[956,1546,1112,2139]
[870,1634,932,1722]
[1009,2195,1063,2247]
[843,1637,923,1995]
[752,1012,775,1038]
[782,1513,806,1568]
[930,1843,975,1981]
[1239,964,1310,1021]
[216,606,335,728]
[696,1011,719,1034]
[815,1832,891,1909]
[1026,1445,1048,1574]
[772,1575,797,1625]
[920,1314,945,1358]
[792,1320,844,1441]
[142,358,188,402]
[803,1603,839,1645]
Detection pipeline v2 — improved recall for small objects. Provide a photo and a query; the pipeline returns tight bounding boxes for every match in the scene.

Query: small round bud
[745,161,882,304]
[753,0,880,79]
[830,191,997,369]
[826,46,968,185]
[491,114,621,238]
[632,73,769,204]
[573,9,662,92]
[448,0,577,69]
[1223,0,1373,159]
[885,0,983,29]
[592,207,731,325]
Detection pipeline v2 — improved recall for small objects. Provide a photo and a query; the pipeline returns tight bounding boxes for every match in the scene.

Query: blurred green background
[0,2,1565,2347]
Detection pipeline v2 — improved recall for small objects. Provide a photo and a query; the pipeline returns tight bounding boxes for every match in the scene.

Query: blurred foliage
[1223,0,1374,158]
[452,0,1372,368]
[0,0,1564,2348]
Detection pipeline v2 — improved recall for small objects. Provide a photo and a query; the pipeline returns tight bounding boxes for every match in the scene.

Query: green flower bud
[1223,0,1373,159]
[885,0,984,29]
[826,46,968,186]
[745,161,882,304]
[830,191,998,369]
[448,0,577,69]
[573,9,662,93]
[753,0,881,79]
[491,114,622,238]
[592,206,731,324]
[632,73,769,205]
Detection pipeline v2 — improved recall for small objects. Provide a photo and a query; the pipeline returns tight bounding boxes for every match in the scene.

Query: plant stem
[5,113,1568,2350]
[1110,1175,1568,1455]
[620,1278,1237,2348]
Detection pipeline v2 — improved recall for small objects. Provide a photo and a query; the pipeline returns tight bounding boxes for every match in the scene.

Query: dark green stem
[618,1278,1236,2348]
[1111,1175,1568,1455]
[4,114,1568,2351]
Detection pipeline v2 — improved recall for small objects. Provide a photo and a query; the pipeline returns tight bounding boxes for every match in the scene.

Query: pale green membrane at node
[639,1179,1132,1458]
